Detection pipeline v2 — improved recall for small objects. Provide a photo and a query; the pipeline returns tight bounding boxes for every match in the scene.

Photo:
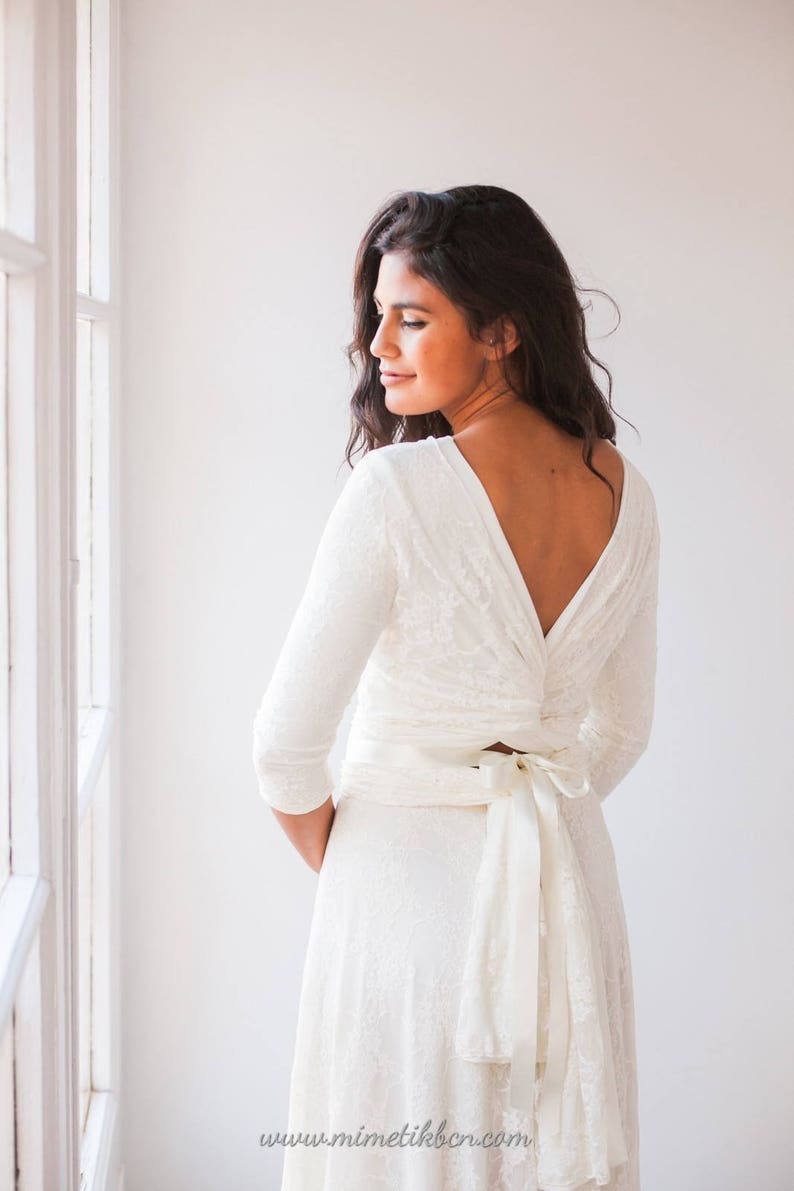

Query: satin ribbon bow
[459,748,592,1138]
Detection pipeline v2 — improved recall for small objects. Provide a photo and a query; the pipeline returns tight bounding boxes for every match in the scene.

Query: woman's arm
[252,452,397,867]
[271,798,336,874]
[579,519,661,803]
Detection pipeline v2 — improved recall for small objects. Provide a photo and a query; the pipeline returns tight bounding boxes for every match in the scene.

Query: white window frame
[0,0,123,1187]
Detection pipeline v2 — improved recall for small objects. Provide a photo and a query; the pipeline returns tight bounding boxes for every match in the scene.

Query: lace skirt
[275,792,640,1191]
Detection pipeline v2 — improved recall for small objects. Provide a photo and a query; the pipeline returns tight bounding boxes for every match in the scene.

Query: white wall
[120,1,794,1188]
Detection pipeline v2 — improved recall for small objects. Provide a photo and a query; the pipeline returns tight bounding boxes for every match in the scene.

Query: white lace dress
[252,435,660,1191]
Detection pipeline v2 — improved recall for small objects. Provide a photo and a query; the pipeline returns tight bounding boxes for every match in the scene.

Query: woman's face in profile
[370,251,498,420]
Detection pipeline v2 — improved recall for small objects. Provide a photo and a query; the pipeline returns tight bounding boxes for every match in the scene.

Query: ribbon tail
[455,797,514,1064]
[534,770,569,1140]
[507,776,542,1127]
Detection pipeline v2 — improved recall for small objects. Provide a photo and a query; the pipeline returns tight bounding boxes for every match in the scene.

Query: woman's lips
[381,373,415,385]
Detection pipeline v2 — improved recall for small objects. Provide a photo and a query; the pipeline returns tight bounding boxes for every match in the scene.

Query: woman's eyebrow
[372,294,434,313]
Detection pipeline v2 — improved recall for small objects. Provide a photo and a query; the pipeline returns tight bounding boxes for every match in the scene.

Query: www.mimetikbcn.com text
[260,1119,532,1149]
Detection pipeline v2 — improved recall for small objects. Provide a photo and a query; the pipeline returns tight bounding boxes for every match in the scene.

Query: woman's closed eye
[372,313,426,329]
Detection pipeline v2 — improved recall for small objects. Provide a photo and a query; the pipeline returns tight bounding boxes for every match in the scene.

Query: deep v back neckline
[434,434,632,653]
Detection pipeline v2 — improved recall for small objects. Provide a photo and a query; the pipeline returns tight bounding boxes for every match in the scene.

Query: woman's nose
[371,322,395,356]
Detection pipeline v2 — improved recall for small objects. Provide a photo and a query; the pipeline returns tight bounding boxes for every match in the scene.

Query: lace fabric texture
[252,435,660,1190]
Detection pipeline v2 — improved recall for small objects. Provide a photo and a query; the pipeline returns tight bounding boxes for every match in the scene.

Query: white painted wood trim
[0,228,47,274]
[80,1091,118,1191]
[0,875,50,1039]
[16,0,80,1185]
[77,706,115,825]
[2,0,123,1184]
[76,292,117,321]
[84,0,124,1187]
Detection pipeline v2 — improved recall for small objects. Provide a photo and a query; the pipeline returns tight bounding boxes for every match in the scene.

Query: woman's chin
[384,392,436,417]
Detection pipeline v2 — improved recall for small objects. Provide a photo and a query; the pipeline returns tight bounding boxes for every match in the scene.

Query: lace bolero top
[252,434,660,817]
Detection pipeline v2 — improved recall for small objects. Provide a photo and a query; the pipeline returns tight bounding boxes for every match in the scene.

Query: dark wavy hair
[343,184,636,505]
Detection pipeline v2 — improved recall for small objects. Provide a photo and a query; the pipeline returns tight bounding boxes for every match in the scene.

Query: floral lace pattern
[252,436,660,1190]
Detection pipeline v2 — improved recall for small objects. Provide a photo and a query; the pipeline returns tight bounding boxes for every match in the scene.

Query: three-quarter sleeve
[252,452,397,814]
[579,519,661,804]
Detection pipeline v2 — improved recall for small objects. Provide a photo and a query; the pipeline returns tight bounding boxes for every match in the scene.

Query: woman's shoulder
[619,449,657,513]
[351,437,445,487]
[617,449,660,564]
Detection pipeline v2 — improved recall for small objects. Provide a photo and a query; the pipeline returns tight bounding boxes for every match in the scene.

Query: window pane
[0,271,9,898]
[76,0,91,295]
[78,802,93,1132]
[0,1019,15,1190]
[0,0,6,227]
[1,0,35,243]
[76,316,93,724]
[76,0,110,300]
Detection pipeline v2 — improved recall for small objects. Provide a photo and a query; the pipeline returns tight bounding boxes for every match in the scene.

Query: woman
[252,185,660,1191]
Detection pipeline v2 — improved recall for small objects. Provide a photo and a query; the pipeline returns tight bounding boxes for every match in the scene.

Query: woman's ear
[486,315,521,358]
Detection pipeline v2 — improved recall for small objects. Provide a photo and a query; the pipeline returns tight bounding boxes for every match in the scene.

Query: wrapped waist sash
[341,735,627,1167]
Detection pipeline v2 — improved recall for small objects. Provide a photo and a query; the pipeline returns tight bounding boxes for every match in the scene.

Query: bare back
[451,424,625,753]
